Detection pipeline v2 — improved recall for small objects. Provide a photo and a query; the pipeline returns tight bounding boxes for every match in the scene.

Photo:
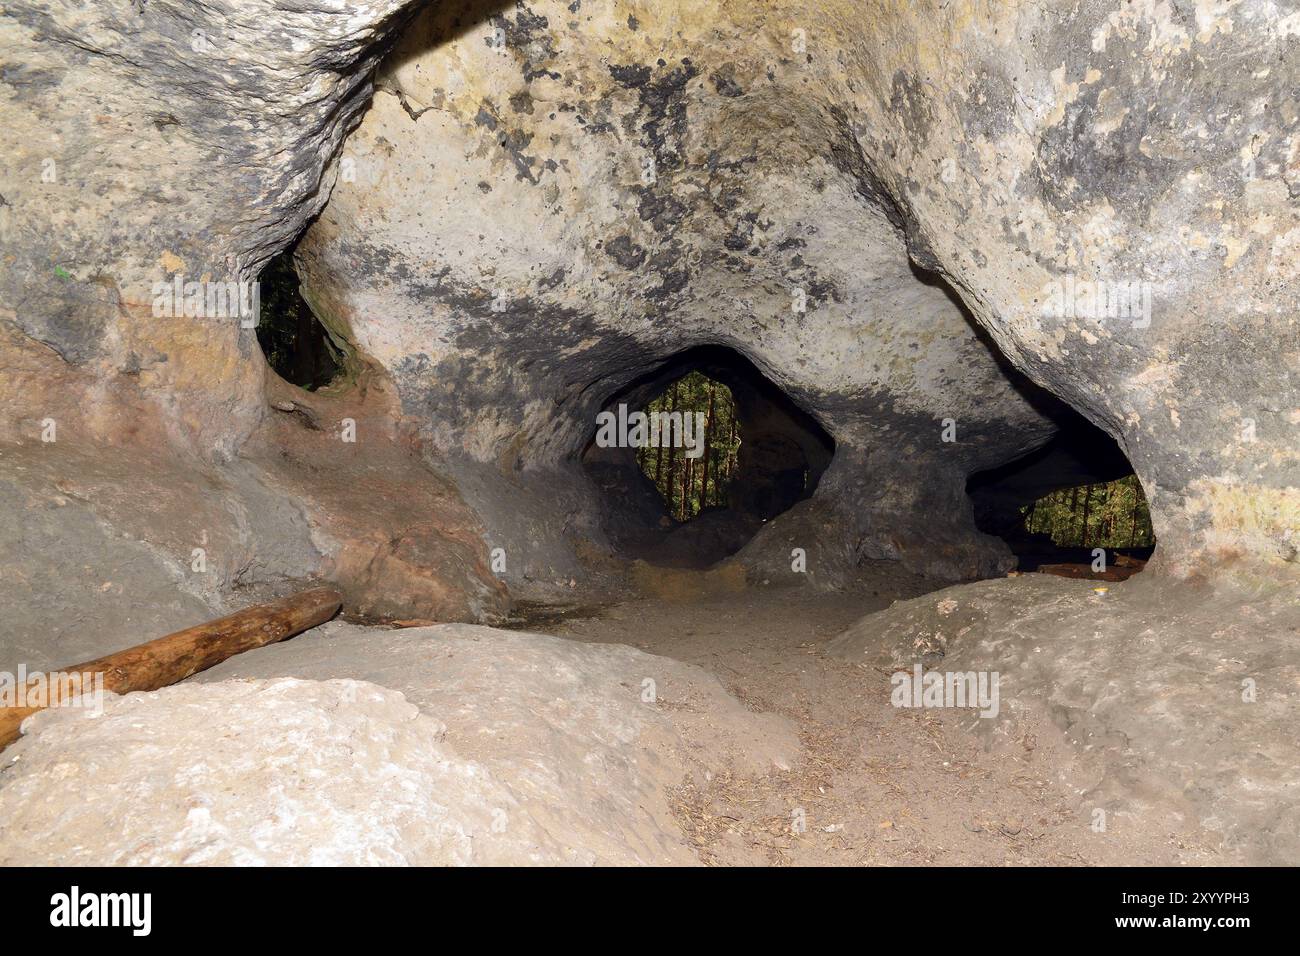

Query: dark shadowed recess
[582,345,835,569]
[254,246,343,391]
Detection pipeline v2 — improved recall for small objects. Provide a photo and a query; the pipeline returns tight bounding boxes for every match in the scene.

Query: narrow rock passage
[533,573,1223,866]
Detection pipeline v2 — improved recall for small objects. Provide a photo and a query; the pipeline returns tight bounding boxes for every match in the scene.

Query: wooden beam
[0,586,343,750]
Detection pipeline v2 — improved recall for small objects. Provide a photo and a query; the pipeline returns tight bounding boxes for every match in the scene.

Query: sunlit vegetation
[635,371,740,521]
[1022,474,1154,549]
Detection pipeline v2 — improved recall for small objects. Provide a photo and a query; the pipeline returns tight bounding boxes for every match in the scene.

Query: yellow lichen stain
[160,251,184,273]
[1190,480,1300,563]
[1221,231,1250,268]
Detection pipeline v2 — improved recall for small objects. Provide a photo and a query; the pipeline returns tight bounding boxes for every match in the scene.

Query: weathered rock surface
[836,0,1300,574]
[297,0,1062,585]
[0,622,798,865]
[3,0,1294,640]
[830,573,1300,864]
[1,0,513,645]
[0,678,519,865]
[0,1,1295,868]
[1,0,418,450]
[0,376,509,674]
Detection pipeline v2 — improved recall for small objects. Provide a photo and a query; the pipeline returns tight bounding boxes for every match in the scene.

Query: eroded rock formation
[297,1,1065,586]
[5,1,1293,622]
[0,0,1296,865]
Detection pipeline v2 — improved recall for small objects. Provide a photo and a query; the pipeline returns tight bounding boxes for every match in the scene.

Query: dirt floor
[528,572,1227,866]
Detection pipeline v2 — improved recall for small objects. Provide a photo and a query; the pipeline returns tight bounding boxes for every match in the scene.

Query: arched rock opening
[254,247,346,391]
[581,345,835,569]
[0,0,1290,617]
[968,407,1156,578]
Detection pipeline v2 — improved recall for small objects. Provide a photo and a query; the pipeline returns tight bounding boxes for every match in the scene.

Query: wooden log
[0,586,342,750]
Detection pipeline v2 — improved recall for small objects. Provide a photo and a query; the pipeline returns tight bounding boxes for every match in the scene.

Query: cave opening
[634,370,741,523]
[582,345,835,569]
[254,246,345,391]
[967,409,1156,580]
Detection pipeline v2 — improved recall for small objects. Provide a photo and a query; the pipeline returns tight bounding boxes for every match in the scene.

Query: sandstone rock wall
[296,0,1064,584]
[836,0,1300,572]
[1,1,1294,654]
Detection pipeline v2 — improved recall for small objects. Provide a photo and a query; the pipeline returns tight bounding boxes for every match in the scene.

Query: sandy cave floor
[0,559,1257,867]
[523,575,1225,866]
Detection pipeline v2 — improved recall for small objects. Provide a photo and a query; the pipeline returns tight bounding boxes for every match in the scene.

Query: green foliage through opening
[635,371,740,521]
[1021,474,1154,549]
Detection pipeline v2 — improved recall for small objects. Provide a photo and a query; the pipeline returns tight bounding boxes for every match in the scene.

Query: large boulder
[829,572,1300,864]
[0,623,798,865]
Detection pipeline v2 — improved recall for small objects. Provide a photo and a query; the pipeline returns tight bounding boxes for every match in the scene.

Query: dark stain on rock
[608,60,699,173]
[635,186,688,233]
[475,104,541,184]
[1034,78,1190,219]
[710,65,744,98]
[386,276,651,440]
[826,106,906,227]
[24,280,113,365]
[723,211,760,251]
[723,231,750,252]
[647,267,690,301]
[606,235,647,269]
[955,69,1018,141]
[826,106,942,271]
[489,5,560,82]
[508,90,535,115]
[889,70,935,145]
[639,62,699,172]
[609,63,652,89]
